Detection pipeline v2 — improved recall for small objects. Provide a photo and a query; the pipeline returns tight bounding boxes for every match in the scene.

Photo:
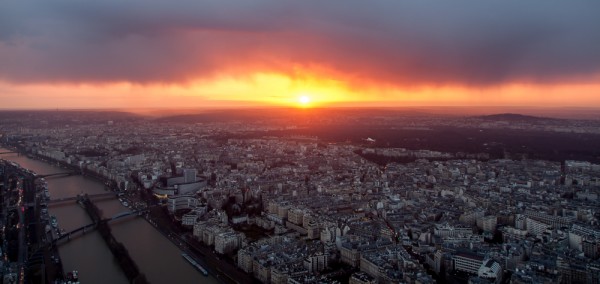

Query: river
[0,149,219,284]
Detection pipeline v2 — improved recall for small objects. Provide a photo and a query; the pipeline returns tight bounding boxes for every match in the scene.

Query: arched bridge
[52,207,153,245]
[47,192,117,205]
[38,171,80,178]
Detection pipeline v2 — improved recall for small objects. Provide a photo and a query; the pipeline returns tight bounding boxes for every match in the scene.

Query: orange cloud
[2,74,600,109]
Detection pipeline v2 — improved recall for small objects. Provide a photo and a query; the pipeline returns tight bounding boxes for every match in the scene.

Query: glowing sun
[298,95,311,105]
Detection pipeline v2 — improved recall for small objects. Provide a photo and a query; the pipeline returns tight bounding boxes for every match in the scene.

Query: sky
[1,1,600,109]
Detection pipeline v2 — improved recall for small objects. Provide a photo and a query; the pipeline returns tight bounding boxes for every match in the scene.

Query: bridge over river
[38,171,80,179]
[47,192,117,205]
[52,207,153,245]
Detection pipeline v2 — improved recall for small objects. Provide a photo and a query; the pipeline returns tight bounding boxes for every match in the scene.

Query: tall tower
[183,168,197,183]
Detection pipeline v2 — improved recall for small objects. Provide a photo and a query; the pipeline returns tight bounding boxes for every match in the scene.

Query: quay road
[2,164,30,284]
[186,236,260,284]
[145,204,259,284]
[0,162,51,283]
[2,147,219,284]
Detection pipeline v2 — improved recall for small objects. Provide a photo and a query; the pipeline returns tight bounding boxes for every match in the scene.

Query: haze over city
[1,0,600,110]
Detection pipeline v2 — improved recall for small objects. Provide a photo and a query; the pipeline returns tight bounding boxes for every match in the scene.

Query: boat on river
[119,198,129,207]
[66,270,80,284]
[182,253,208,276]
[50,215,58,228]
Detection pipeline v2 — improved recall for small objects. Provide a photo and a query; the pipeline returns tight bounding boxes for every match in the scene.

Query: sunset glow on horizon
[2,76,600,110]
[1,1,600,110]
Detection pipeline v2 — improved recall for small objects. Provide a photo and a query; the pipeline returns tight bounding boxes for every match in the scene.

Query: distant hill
[0,110,142,125]
[153,108,437,123]
[475,113,558,122]
[154,109,294,123]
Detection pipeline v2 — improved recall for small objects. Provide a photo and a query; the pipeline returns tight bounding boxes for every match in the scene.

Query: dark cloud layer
[1,0,599,86]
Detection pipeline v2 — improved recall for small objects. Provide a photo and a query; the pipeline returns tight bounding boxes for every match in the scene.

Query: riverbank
[3,144,224,284]
[1,143,122,191]
[133,166,257,283]
[0,159,65,283]
[81,196,148,283]
[3,145,145,283]
[145,205,258,284]
[1,146,133,284]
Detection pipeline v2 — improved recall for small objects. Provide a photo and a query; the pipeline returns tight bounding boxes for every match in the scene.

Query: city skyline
[2,108,600,283]
[2,2,600,282]
[2,1,600,109]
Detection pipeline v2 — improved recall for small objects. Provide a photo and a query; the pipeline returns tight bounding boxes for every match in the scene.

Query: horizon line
[2,105,600,111]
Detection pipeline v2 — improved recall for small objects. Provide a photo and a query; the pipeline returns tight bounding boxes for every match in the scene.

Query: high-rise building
[183,168,197,183]
[479,215,498,233]
[453,252,485,274]
[478,259,502,280]
[304,252,329,273]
